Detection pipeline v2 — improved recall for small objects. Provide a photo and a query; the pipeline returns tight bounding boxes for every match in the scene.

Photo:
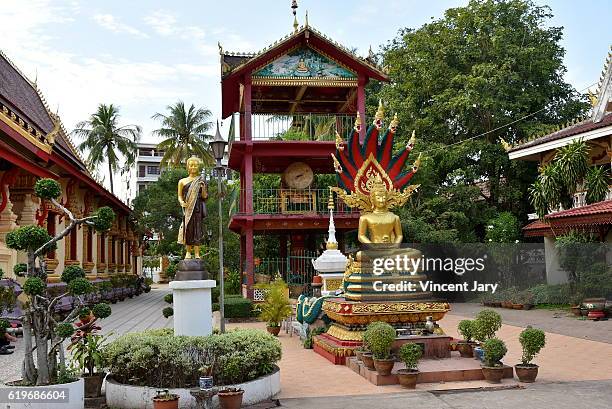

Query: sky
[1,0,611,198]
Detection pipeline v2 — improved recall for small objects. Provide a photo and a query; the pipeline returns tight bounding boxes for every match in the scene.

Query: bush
[102,328,282,387]
[61,265,85,284]
[482,338,507,367]
[225,270,241,295]
[13,263,27,277]
[212,296,253,319]
[519,327,546,365]
[164,294,173,304]
[0,319,10,333]
[6,225,54,252]
[162,307,174,318]
[56,322,75,339]
[68,278,93,295]
[528,284,571,305]
[165,263,177,280]
[34,178,62,200]
[256,279,291,327]
[92,303,112,319]
[473,309,502,342]
[485,212,519,243]
[363,321,396,359]
[92,207,115,231]
[398,343,422,370]
[457,320,475,342]
[23,277,46,296]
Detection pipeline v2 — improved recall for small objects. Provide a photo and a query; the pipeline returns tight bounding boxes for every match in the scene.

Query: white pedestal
[169,279,216,336]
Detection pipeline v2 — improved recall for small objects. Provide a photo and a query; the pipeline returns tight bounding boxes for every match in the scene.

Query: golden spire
[389,112,399,131]
[588,89,598,107]
[499,137,512,152]
[354,111,362,132]
[331,153,342,173]
[305,10,309,26]
[407,130,416,147]
[413,153,422,170]
[291,0,299,33]
[373,99,384,128]
[335,130,345,151]
[328,187,335,210]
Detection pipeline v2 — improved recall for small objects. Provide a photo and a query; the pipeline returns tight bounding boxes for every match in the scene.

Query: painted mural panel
[254,47,356,79]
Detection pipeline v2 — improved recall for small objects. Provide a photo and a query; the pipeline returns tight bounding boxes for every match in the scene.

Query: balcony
[572,185,612,208]
[235,189,357,215]
[248,113,360,141]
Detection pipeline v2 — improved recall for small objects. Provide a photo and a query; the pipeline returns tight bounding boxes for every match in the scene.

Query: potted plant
[354,345,367,362]
[570,293,583,316]
[153,389,179,409]
[520,290,535,310]
[257,279,292,336]
[473,309,502,362]
[456,320,475,358]
[218,387,244,409]
[363,322,396,376]
[481,338,507,383]
[515,327,546,382]
[396,343,422,389]
[359,325,376,371]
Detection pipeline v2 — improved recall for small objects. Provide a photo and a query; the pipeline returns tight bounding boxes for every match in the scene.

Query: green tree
[372,0,588,242]
[152,101,214,168]
[73,104,141,194]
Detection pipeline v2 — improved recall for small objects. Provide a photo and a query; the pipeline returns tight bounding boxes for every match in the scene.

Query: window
[154,149,165,157]
[147,166,160,175]
[138,184,147,194]
[138,165,145,177]
[139,149,153,156]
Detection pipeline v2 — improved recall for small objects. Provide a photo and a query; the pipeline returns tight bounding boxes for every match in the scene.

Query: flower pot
[153,396,179,409]
[570,306,581,316]
[457,342,473,358]
[266,325,281,336]
[587,310,606,320]
[515,364,539,383]
[396,369,419,389]
[361,353,376,370]
[83,372,105,398]
[481,366,505,383]
[512,303,523,309]
[312,275,323,285]
[354,349,364,362]
[373,358,395,376]
[218,389,244,409]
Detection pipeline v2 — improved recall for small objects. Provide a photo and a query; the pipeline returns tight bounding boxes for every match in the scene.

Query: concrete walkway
[279,380,612,409]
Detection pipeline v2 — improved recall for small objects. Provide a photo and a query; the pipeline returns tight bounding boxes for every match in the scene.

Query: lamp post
[209,121,228,333]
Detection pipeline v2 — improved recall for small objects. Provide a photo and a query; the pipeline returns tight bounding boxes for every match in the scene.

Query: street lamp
[209,120,228,333]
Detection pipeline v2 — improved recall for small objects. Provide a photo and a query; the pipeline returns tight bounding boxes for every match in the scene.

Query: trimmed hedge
[212,296,252,318]
[102,328,281,387]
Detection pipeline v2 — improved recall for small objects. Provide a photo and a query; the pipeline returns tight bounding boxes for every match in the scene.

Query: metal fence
[250,113,361,141]
[254,250,319,297]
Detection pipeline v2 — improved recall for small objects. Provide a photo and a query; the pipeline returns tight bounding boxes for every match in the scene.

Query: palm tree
[151,101,214,168]
[73,104,141,194]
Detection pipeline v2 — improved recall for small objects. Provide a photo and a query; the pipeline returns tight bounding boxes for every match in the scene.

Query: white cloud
[143,10,178,36]
[93,13,149,38]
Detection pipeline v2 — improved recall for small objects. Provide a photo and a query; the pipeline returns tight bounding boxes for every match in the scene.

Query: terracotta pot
[312,275,323,285]
[266,325,281,336]
[481,366,505,383]
[457,342,473,358]
[218,389,244,409]
[354,349,364,362]
[570,306,581,316]
[373,358,395,376]
[512,303,523,309]
[83,373,105,398]
[361,353,376,370]
[515,364,539,382]
[396,369,419,389]
[153,396,179,409]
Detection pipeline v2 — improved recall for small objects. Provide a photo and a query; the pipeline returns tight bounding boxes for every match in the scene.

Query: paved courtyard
[1,286,611,408]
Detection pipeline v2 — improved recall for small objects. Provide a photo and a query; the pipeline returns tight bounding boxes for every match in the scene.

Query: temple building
[219,17,388,299]
[508,47,612,284]
[0,50,141,281]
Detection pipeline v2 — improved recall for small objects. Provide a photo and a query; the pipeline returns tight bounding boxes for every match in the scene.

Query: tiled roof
[546,199,612,219]
[522,219,551,231]
[508,112,612,153]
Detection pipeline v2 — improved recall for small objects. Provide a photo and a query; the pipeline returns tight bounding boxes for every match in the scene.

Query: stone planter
[373,358,395,376]
[456,342,473,358]
[105,367,280,409]
[3,378,84,409]
[354,349,364,362]
[481,366,505,383]
[218,389,243,409]
[361,353,375,370]
[515,364,539,383]
[266,326,281,336]
[396,369,419,389]
[83,373,105,398]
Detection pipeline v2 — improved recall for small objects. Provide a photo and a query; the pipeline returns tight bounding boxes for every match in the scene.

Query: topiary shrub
[92,303,112,319]
[91,206,115,231]
[55,322,75,339]
[0,319,10,334]
[6,225,54,253]
[61,265,85,284]
[165,263,177,280]
[398,343,422,370]
[519,327,546,365]
[363,321,396,359]
[13,263,27,277]
[164,294,173,304]
[482,338,507,367]
[457,320,475,342]
[102,328,282,387]
[68,277,94,295]
[34,178,62,200]
[474,309,502,342]
[23,277,46,296]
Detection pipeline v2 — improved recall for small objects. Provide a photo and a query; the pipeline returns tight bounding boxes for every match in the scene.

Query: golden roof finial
[354,111,362,132]
[335,130,345,151]
[328,187,335,210]
[305,10,309,26]
[499,137,512,151]
[389,112,399,131]
[331,153,342,173]
[413,153,422,170]
[291,0,299,33]
[218,42,223,55]
[373,99,384,128]
[407,130,416,148]
[588,89,598,107]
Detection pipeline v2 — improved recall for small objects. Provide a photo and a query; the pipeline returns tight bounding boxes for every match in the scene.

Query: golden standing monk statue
[177,156,208,259]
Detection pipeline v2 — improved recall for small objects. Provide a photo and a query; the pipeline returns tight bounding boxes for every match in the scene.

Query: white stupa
[311,191,348,295]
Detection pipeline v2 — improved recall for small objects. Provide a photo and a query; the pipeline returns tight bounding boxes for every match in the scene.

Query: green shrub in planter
[92,303,112,319]
[457,320,475,342]
[61,265,86,284]
[13,263,27,277]
[363,321,396,359]
[102,328,281,387]
[23,277,46,296]
[213,297,253,318]
[398,343,422,370]
[519,327,546,365]
[474,309,502,342]
[162,307,174,318]
[482,338,507,367]
[164,293,173,304]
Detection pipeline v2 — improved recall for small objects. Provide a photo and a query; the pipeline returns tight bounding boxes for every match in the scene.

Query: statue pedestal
[169,279,216,336]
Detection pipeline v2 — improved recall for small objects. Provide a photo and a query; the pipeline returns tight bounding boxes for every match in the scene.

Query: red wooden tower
[220,22,388,299]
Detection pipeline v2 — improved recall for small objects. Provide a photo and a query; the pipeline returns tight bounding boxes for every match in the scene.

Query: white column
[169,280,216,336]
